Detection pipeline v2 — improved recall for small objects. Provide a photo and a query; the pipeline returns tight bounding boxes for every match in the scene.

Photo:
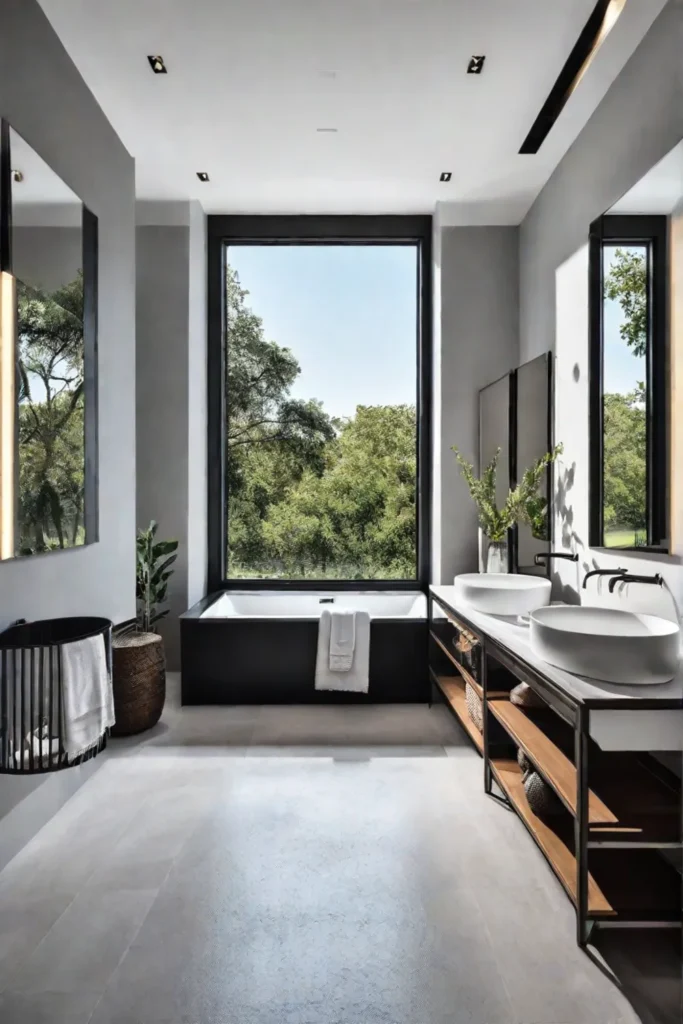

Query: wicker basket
[510,682,546,709]
[465,681,483,733]
[517,747,532,778]
[111,632,165,736]
[524,771,564,817]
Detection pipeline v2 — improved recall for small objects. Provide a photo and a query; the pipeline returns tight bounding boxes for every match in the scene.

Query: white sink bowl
[453,573,551,617]
[530,606,680,685]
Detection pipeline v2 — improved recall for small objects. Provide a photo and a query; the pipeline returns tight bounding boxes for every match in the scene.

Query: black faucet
[608,572,664,594]
[582,567,625,590]
[534,551,579,566]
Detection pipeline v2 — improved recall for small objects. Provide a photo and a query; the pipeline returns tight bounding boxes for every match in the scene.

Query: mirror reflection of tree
[603,247,647,548]
[16,273,85,555]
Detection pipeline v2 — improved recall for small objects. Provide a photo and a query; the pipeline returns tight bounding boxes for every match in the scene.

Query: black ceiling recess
[519,0,621,154]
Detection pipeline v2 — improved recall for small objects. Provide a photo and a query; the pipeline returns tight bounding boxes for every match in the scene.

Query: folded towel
[61,635,114,762]
[329,609,356,672]
[315,609,370,693]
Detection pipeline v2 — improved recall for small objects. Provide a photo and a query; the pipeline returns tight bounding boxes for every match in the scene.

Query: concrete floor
[0,677,679,1024]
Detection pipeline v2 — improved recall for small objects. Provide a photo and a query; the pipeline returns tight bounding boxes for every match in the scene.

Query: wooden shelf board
[431,671,483,753]
[490,759,615,917]
[488,700,617,826]
[429,631,507,699]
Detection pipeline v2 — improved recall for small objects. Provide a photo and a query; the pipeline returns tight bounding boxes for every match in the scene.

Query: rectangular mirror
[0,122,98,558]
[515,352,552,574]
[589,140,681,552]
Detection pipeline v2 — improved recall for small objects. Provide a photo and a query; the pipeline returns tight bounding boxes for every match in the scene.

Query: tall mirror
[0,123,97,559]
[479,372,513,571]
[589,141,682,553]
[516,352,553,574]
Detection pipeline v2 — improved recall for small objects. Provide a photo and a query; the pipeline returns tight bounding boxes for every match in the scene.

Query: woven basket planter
[465,681,483,733]
[517,747,532,778]
[111,632,165,736]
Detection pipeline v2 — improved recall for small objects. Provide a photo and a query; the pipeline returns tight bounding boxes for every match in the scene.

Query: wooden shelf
[488,701,617,826]
[490,759,615,917]
[430,670,483,753]
[429,631,507,699]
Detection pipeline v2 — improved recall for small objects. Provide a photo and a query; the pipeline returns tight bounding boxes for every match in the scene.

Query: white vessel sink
[530,606,680,685]
[453,573,551,617]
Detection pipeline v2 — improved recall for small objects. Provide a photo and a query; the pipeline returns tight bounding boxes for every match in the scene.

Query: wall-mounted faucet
[534,551,579,566]
[582,567,625,590]
[608,572,664,594]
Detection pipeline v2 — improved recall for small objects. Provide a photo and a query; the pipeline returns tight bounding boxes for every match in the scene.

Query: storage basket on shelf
[111,632,165,736]
[0,617,112,774]
[510,681,547,709]
[465,681,483,733]
[524,770,564,817]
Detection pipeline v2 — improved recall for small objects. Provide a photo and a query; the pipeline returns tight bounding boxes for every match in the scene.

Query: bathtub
[181,591,428,704]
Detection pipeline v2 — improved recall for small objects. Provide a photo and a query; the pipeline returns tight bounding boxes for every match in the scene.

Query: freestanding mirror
[515,352,553,574]
[0,122,98,559]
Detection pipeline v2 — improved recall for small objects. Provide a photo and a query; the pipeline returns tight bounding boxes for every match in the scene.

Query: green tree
[604,247,647,357]
[16,276,85,554]
[603,390,646,533]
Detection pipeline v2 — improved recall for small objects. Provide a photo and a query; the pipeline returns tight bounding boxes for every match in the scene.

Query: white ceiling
[38,0,669,222]
[610,140,683,215]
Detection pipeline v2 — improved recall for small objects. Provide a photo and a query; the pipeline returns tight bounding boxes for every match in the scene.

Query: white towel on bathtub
[315,609,370,693]
[329,610,356,672]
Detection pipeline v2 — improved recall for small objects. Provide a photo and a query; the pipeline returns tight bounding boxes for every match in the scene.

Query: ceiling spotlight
[196,172,210,182]
[147,55,167,74]
[439,172,452,183]
[467,55,485,74]
[11,170,23,183]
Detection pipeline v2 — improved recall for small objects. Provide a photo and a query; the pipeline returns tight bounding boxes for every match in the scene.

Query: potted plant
[111,521,178,736]
[452,444,562,573]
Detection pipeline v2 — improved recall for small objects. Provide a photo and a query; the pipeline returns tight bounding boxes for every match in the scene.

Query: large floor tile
[11,888,156,994]
[0,889,74,992]
[0,990,101,1024]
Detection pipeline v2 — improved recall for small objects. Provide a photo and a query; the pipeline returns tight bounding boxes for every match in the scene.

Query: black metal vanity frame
[428,590,683,972]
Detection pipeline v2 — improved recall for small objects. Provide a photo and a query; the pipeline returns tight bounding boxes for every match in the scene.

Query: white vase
[485,539,508,574]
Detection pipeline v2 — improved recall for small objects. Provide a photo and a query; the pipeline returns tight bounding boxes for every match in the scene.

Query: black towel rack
[0,616,112,775]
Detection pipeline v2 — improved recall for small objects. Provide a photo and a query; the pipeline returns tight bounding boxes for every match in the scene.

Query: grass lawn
[604,528,640,548]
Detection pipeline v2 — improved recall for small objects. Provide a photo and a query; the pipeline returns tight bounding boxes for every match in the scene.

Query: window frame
[206,215,432,592]
[588,214,668,552]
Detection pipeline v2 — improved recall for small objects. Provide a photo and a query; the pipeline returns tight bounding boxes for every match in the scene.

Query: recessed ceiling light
[467,55,485,74]
[439,172,452,183]
[147,55,167,74]
[196,172,210,182]
[316,128,338,133]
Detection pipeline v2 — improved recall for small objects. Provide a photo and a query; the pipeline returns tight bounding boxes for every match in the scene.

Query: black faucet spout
[534,551,579,567]
[582,567,626,590]
[608,572,664,594]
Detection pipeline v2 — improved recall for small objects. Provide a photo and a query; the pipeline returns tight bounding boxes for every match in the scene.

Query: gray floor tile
[0,990,101,1024]
[12,888,156,994]
[0,890,74,992]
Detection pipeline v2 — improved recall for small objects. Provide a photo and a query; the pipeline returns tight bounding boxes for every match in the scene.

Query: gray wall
[136,203,207,668]
[0,0,135,840]
[520,0,683,365]
[519,0,683,613]
[434,227,519,582]
[13,226,82,293]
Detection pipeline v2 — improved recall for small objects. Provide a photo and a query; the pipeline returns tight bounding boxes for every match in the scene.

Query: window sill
[590,547,681,566]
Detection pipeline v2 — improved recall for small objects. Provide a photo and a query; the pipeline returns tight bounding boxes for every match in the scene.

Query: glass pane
[10,126,85,557]
[224,244,418,580]
[602,243,648,548]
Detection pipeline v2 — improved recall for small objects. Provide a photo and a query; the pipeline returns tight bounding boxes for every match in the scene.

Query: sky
[227,245,417,419]
[603,244,646,396]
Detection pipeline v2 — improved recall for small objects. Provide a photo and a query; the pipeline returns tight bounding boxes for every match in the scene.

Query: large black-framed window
[589,214,668,551]
[207,215,432,592]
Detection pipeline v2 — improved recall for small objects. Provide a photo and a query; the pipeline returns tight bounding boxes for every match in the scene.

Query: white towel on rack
[61,635,114,761]
[329,610,356,672]
[315,609,370,693]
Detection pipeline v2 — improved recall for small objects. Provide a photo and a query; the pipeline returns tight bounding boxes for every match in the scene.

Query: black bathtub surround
[180,593,428,705]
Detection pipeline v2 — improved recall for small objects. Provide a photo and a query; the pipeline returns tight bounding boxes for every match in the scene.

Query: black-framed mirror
[478,352,553,575]
[0,121,98,559]
[588,140,681,554]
